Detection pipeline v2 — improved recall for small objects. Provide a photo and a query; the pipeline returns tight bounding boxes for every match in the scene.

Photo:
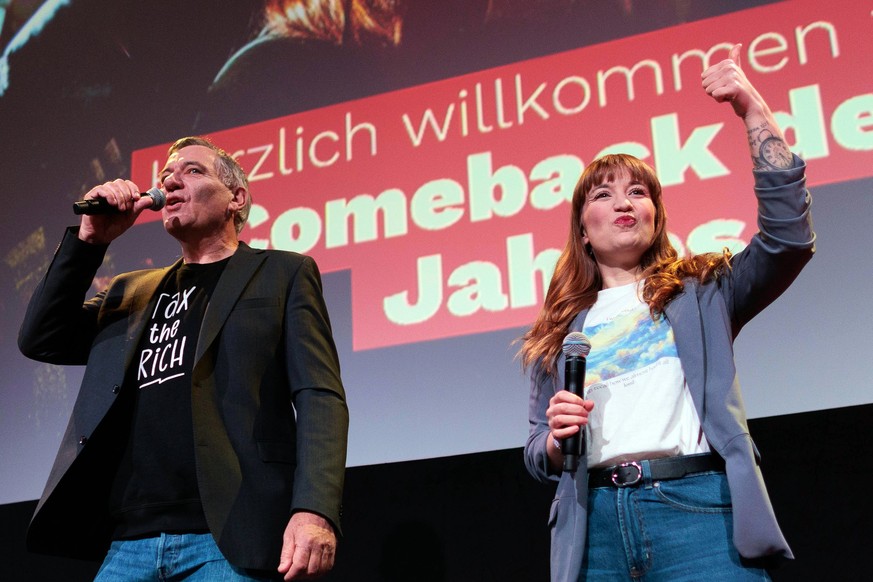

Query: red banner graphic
[131,0,873,350]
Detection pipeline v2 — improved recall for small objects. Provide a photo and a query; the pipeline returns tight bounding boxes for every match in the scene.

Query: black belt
[588,453,725,488]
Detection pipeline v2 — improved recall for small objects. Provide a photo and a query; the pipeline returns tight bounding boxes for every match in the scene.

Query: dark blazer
[19,229,349,571]
[524,158,815,581]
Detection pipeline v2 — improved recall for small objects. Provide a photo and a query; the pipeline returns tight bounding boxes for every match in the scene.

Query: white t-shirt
[582,281,709,468]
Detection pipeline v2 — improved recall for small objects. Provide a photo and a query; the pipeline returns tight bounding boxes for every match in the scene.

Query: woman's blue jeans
[94,532,276,581]
[582,467,771,581]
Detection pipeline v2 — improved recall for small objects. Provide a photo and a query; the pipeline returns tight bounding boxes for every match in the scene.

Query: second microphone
[561,331,591,473]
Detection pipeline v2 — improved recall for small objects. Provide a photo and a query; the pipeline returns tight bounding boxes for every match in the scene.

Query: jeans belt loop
[611,461,642,487]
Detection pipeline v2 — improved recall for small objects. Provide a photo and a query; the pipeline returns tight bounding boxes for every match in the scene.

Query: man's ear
[229,186,247,212]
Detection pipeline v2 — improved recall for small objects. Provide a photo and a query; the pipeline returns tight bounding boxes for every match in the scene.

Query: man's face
[158,145,235,240]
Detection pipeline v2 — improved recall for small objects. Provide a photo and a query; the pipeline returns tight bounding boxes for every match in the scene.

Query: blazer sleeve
[283,255,349,532]
[18,227,109,364]
[524,360,560,484]
[723,155,816,333]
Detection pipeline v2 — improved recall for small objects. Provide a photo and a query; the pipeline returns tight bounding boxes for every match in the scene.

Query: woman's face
[580,169,656,270]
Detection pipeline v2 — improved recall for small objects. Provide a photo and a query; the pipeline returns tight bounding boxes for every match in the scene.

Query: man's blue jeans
[94,532,277,581]
[582,467,772,581]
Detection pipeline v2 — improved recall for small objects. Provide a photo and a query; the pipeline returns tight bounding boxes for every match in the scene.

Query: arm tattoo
[747,122,792,170]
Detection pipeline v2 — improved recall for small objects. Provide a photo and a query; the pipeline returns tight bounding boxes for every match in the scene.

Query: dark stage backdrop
[1,0,871,578]
[4,405,872,580]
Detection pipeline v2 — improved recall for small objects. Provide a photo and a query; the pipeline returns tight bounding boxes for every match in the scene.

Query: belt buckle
[611,461,642,487]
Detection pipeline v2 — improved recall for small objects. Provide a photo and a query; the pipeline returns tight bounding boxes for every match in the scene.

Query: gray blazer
[524,158,815,581]
[19,232,349,571]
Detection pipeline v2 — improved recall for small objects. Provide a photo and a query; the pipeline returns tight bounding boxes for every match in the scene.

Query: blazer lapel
[194,243,267,363]
[664,281,707,422]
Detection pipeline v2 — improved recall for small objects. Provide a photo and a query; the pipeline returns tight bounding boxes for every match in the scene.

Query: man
[19,136,348,580]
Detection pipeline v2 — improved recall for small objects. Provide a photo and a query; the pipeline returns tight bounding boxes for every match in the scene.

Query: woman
[521,45,815,581]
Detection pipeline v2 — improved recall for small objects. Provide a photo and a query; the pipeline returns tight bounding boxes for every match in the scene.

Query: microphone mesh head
[562,331,591,358]
[146,187,166,210]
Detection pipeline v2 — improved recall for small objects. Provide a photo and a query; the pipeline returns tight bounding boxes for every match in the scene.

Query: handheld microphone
[561,331,591,473]
[73,187,166,215]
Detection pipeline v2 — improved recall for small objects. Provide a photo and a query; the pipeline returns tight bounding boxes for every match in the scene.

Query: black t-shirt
[109,258,229,539]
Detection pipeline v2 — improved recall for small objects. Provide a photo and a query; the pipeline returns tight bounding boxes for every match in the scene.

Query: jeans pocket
[652,472,732,514]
